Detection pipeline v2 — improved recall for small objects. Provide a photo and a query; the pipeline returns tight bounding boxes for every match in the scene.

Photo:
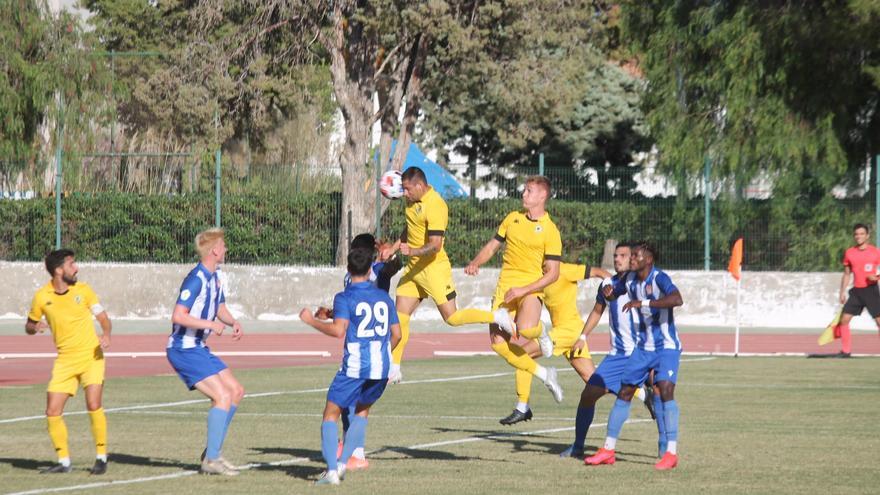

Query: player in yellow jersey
[380,167,510,383]
[26,249,112,475]
[497,261,611,424]
[463,176,565,406]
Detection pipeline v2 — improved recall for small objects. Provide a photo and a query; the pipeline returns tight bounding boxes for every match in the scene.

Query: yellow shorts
[47,346,105,396]
[396,258,456,306]
[491,281,544,322]
[550,323,592,361]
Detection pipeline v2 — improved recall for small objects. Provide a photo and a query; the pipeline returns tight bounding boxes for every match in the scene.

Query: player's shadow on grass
[247,446,324,480]
[369,446,491,463]
[0,457,57,471]
[109,452,200,471]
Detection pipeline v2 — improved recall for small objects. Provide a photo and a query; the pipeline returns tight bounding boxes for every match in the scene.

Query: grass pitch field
[1,355,877,495]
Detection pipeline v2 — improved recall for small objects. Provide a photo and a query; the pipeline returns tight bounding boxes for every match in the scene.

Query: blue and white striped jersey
[620,267,681,351]
[596,273,638,356]
[343,261,391,293]
[333,281,399,379]
[167,263,226,350]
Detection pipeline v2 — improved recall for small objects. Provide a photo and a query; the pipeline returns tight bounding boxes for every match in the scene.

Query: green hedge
[0,193,870,270]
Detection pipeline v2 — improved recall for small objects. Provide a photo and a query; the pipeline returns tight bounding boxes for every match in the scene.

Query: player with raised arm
[166,228,245,476]
[498,260,610,425]
[300,247,402,486]
[464,176,565,407]
[585,242,684,470]
[380,166,509,383]
[26,249,112,475]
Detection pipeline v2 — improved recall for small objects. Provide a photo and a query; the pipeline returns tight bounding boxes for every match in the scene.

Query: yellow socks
[47,415,69,461]
[518,322,543,340]
[515,369,533,403]
[491,341,538,375]
[446,309,494,326]
[88,408,108,457]
[392,312,411,365]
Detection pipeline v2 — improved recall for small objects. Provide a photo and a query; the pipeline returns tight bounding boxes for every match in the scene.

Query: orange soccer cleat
[346,456,369,470]
[584,448,616,465]
[654,452,678,470]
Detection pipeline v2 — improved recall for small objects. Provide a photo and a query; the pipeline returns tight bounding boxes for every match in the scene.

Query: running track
[2,332,878,386]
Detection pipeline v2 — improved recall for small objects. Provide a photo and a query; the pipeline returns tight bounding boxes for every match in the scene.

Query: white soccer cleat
[538,322,554,358]
[337,464,347,481]
[315,469,341,485]
[544,367,564,403]
[493,309,516,336]
[199,458,239,476]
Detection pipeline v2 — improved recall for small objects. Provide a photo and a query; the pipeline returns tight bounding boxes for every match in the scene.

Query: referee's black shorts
[843,286,880,318]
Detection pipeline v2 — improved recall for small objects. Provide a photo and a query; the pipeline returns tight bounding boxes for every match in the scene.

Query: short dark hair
[351,233,377,253]
[347,247,374,277]
[45,249,75,276]
[615,241,632,251]
[401,166,427,184]
[633,241,659,262]
[854,223,870,234]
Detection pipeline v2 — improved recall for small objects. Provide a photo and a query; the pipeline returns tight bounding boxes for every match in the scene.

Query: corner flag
[728,238,743,281]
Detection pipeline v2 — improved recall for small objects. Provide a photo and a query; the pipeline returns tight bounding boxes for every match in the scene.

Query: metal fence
[1,151,878,270]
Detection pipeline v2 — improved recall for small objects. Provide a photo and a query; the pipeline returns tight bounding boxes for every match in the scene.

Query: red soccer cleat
[584,448,616,465]
[654,452,678,470]
[346,456,369,470]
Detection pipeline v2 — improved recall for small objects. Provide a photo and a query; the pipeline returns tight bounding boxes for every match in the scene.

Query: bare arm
[95,311,112,348]
[25,318,49,335]
[505,259,560,304]
[389,322,402,351]
[623,290,684,311]
[299,308,348,338]
[589,267,612,279]
[464,238,503,275]
[401,233,443,257]
[581,301,607,338]
[840,266,851,304]
[172,304,225,333]
[216,304,243,340]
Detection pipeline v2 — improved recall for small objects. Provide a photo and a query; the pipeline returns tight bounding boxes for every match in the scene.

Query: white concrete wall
[1,262,872,329]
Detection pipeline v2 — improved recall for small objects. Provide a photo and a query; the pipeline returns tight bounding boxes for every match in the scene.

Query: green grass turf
[1,355,878,495]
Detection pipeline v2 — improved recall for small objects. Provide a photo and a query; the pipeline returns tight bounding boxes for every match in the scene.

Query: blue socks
[606,398,632,441]
[663,399,679,444]
[340,416,367,465]
[653,395,667,455]
[572,406,595,451]
[205,407,227,460]
[321,421,339,471]
[219,404,237,451]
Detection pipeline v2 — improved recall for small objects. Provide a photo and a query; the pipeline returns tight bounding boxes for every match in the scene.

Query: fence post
[375,157,382,239]
[703,156,711,271]
[214,147,221,227]
[539,153,545,176]
[876,154,880,246]
[54,94,64,249]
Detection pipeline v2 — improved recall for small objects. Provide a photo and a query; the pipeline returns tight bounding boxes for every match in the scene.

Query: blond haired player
[498,261,611,424]
[463,176,565,407]
[26,249,112,474]
[380,166,510,383]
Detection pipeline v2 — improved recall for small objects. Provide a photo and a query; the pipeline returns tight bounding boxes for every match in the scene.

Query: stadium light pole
[539,153,545,176]
[214,110,221,227]
[703,157,711,271]
[54,93,65,250]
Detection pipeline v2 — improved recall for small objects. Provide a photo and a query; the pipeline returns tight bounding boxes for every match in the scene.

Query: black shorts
[843,286,880,318]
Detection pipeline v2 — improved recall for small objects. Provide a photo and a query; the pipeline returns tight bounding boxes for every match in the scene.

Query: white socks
[534,365,548,382]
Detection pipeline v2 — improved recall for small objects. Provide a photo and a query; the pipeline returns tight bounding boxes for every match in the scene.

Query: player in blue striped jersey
[166,228,245,476]
[300,247,402,485]
[586,241,683,470]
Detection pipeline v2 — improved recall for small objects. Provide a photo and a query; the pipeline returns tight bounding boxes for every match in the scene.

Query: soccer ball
[379,169,404,199]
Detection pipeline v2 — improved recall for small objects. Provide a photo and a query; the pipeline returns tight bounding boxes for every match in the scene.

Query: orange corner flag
[728,238,743,281]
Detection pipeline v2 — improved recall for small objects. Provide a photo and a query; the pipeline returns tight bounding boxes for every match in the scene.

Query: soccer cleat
[493,309,517,337]
[201,449,236,471]
[654,452,678,470]
[315,469,341,485]
[543,367,564,403]
[200,458,240,476]
[584,448,616,465]
[40,463,72,474]
[559,444,584,459]
[538,323,554,358]
[89,459,108,475]
[337,464,347,481]
[499,408,533,425]
[346,455,369,470]
[837,352,852,359]
[643,389,656,420]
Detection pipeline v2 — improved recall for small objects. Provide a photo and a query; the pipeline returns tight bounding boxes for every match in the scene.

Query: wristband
[578,334,587,342]
[641,299,650,308]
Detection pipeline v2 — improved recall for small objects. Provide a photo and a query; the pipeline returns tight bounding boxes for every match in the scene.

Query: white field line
[0,351,330,359]
[115,410,581,421]
[3,415,651,495]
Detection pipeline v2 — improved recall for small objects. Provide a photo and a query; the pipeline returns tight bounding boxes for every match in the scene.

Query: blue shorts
[326,372,388,409]
[621,348,681,387]
[587,353,630,394]
[166,346,228,390]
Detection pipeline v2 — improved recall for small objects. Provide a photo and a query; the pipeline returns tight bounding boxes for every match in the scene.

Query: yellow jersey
[544,262,589,331]
[404,186,450,265]
[495,210,562,287]
[28,282,101,354]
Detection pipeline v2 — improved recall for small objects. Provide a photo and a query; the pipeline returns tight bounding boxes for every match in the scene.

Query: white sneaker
[316,469,341,485]
[337,464,347,481]
[388,367,403,384]
[538,323,554,358]
[543,367,564,403]
[493,309,516,336]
